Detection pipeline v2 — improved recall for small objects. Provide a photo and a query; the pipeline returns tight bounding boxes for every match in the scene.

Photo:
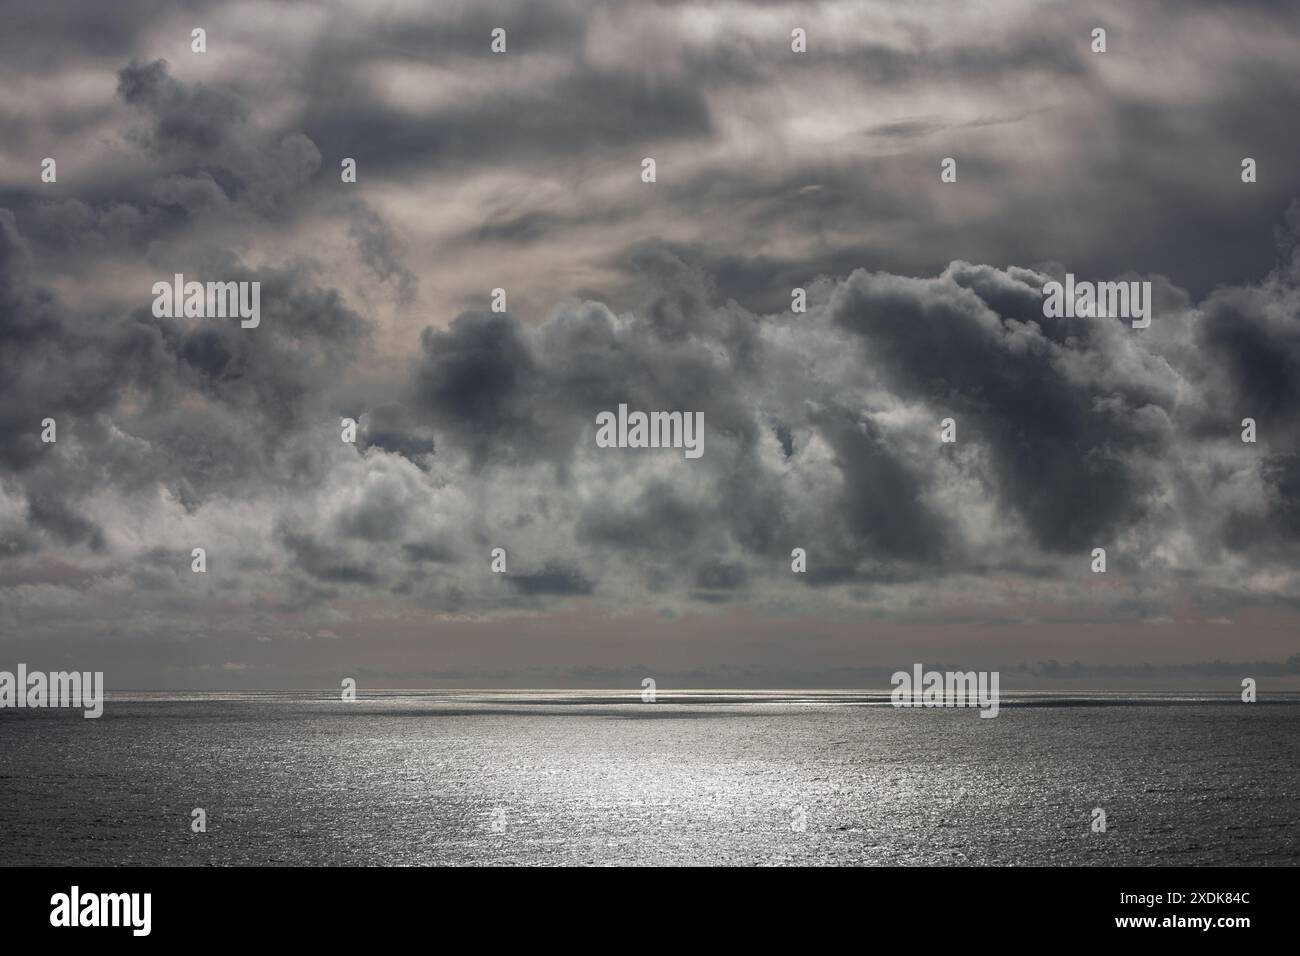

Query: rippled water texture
[1,692,1297,865]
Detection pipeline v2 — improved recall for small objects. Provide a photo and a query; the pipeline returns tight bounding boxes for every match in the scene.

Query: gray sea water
[1,691,1297,866]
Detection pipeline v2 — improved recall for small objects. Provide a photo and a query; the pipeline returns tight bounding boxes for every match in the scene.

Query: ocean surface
[1,691,1297,866]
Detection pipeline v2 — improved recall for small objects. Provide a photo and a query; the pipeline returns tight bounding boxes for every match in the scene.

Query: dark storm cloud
[0,210,161,472]
[278,527,382,586]
[274,4,714,177]
[309,0,589,65]
[0,235,370,559]
[693,560,749,592]
[507,563,595,596]
[402,540,457,564]
[0,0,187,66]
[413,312,547,469]
[299,64,712,176]
[2,0,1300,671]
[409,250,764,474]
[117,57,247,153]
[0,55,379,564]
[10,0,1294,301]
[816,27,1091,89]
[577,480,705,554]
[116,58,323,218]
[830,264,1165,552]
[357,403,435,466]
[26,490,105,551]
[3,57,339,289]
[19,197,168,257]
[354,218,1298,611]
[139,266,369,460]
[1200,282,1300,422]
[345,199,418,306]
[806,404,947,562]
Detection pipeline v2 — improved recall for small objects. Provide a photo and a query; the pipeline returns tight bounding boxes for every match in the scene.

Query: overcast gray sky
[2,0,1299,688]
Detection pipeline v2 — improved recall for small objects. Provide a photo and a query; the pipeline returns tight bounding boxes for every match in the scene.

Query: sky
[1,0,1299,689]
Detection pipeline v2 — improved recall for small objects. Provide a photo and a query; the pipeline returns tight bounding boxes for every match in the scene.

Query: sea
[1,691,1297,866]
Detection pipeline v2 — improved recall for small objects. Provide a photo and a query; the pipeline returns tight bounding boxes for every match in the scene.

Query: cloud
[6,194,1300,634]
[2,4,1300,679]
